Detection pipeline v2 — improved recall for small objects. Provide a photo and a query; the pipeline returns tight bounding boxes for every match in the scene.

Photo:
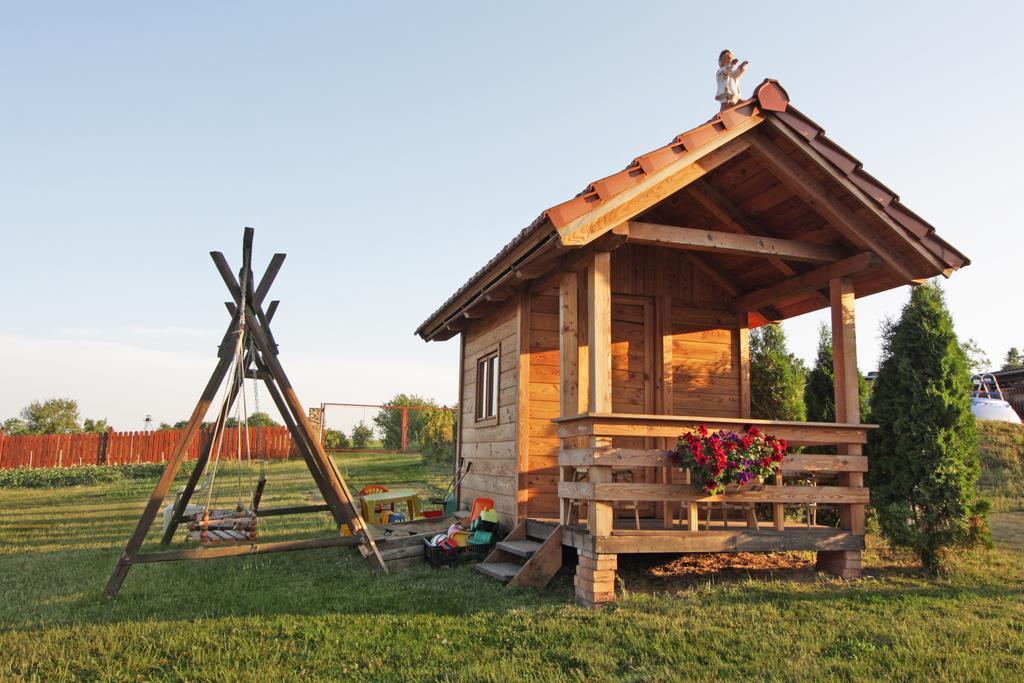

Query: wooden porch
[553,249,870,607]
[554,413,868,551]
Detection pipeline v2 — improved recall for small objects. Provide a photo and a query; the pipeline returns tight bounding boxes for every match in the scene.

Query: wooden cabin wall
[522,287,562,520]
[521,244,747,519]
[458,299,520,529]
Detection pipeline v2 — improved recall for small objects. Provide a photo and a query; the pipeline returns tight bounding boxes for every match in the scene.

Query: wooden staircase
[475,520,562,589]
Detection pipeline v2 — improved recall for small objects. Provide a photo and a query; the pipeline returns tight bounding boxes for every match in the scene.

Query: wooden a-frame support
[104,228,386,598]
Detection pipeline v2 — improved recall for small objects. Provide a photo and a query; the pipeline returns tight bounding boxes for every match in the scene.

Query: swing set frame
[104,228,386,598]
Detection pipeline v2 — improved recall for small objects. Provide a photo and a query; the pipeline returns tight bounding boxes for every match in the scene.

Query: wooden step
[476,562,522,583]
[526,519,559,541]
[496,539,542,559]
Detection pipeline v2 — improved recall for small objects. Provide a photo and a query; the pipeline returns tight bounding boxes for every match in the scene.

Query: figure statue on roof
[715,49,748,111]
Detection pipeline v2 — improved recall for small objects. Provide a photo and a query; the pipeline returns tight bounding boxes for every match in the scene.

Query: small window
[476,351,500,421]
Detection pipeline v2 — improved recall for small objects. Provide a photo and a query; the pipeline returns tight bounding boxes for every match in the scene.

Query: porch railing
[554,413,872,551]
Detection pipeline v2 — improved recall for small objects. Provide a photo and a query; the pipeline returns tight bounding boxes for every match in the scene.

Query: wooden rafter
[731,252,879,314]
[767,118,949,276]
[612,221,847,263]
[744,132,915,282]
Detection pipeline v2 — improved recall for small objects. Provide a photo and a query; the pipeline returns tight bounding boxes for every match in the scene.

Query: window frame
[474,348,500,424]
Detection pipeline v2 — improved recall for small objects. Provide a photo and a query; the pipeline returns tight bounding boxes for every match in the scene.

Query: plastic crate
[423,539,464,569]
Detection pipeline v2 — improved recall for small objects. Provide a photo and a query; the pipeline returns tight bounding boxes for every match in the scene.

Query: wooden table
[360,488,421,523]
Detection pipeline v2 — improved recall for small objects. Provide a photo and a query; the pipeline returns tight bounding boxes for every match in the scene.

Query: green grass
[2,452,1024,681]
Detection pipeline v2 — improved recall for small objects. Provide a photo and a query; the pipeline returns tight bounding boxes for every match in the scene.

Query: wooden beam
[688,181,799,277]
[134,535,361,564]
[731,252,878,314]
[559,481,869,504]
[558,120,762,246]
[830,277,865,536]
[590,528,864,554]
[587,252,612,414]
[687,180,831,309]
[614,221,847,263]
[767,118,948,276]
[559,272,580,419]
[745,133,916,282]
[254,253,286,305]
[516,292,531,523]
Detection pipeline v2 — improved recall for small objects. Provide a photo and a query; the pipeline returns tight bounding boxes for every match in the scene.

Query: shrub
[868,283,987,572]
[324,429,350,450]
[0,463,192,488]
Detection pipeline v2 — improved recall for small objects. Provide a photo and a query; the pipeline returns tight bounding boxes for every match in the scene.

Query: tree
[804,323,871,424]
[172,420,189,430]
[867,283,987,572]
[960,338,990,374]
[82,418,110,433]
[19,398,81,434]
[324,429,350,450]
[1,418,29,435]
[419,407,457,463]
[750,324,806,421]
[350,421,374,450]
[373,394,436,450]
[1002,347,1024,371]
[246,412,279,427]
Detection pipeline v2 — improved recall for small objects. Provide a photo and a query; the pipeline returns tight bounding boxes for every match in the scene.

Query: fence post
[100,428,112,466]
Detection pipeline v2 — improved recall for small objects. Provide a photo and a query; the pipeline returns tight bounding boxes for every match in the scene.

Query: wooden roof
[417,80,968,341]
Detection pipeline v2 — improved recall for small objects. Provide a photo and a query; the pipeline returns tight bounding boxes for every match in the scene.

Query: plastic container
[450,531,470,547]
[423,538,463,569]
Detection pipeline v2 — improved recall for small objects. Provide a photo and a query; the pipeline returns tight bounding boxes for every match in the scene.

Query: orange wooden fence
[0,426,296,469]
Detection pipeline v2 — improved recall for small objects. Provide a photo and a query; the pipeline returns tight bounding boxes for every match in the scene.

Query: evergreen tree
[750,324,806,421]
[804,322,871,423]
[867,283,987,572]
[351,421,374,450]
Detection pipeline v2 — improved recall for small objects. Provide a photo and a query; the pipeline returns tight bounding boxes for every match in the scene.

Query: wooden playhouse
[416,80,968,606]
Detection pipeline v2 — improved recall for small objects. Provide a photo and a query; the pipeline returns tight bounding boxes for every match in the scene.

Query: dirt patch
[616,552,818,592]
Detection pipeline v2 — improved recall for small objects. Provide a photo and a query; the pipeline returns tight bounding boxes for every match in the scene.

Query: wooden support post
[104,345,237,597]
[575,549,617,607]
[818,276,864,577]
[559,272,580,421]
[586,253,614,538]
[657,294,674,529]
[559,272,580,526]
[244,305,387,575]
[516,292,531,523]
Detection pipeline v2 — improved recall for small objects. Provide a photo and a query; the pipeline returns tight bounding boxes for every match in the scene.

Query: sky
[1,2,1022,432]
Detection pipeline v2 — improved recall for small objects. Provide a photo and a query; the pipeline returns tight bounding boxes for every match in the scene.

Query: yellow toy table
[360,488,421,522]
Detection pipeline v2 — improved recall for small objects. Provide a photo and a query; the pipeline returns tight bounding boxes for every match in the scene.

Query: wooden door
[610,295,655,516]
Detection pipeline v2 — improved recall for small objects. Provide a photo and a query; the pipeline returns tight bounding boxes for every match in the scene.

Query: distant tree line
[1,399,109,436]
[1,398,283,436]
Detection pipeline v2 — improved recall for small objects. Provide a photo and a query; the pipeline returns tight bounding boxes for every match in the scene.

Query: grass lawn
[1,452,1022,681]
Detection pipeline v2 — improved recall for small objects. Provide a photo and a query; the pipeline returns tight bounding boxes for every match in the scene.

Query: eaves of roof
[416,79,968,341]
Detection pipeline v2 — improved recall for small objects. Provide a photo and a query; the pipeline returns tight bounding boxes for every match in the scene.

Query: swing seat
[187,528,258,543]
[186,509,258,544]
